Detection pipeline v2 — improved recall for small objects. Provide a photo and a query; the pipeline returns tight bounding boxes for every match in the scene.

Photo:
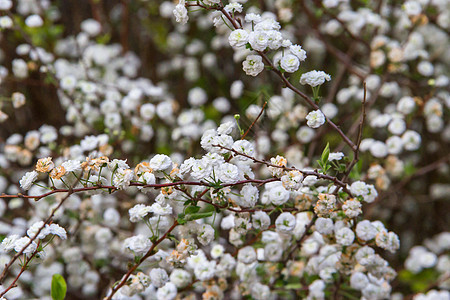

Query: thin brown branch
[241,101,267,140]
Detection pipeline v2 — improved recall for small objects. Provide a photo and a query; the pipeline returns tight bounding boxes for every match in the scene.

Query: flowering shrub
[0,0,448,299]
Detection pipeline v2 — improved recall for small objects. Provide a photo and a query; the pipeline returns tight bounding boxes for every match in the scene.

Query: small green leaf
[284,283,303,289]
[185,205,200,215]
[321,143,330,164]
[184,211,214,221]
[51,274,67,300]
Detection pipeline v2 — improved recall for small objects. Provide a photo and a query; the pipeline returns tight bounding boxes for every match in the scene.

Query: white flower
[300,70,331,87]
[356,220,378,241]
[232,140,255,159]
[47,223,67,240]
[375,231,400,253]
[306,110,326,128]
[309,279,326,298]
[191,159,212,180]
[123,235,152,255]
[403,0,422,16]
[150,154,173,172]
[267,30,283,50]
[251,283,271,300]
[95,227,112,244]
[268,183,290,205]
[248,31,268,51]
[19,171,38,190]
[0,0,12,10]
[217,163,240,183]
[173,1,188,25]
[342,199,362,218]
[316,218,334,235]
[13,237,38,255]
[0,16,12,28]
[113,168,134,189]
[229,29,249,48]
[198,224,215,246]
[151,203,172,216]
[224,2,242,13]
[210,244,225,259]
[275,212,296,233]
[252,211,271,230]
[238,246,257,264]
[156,282,177,300]
[61,160,82,172]
[25,15,43,27]
[296,126,315,143]
[150,268,169,288]
[401,130,421,151]
[397,96,416,114]
[417,61,434,76]
[187,87,207,106]
[1,235,20,252]
[328,152,344,161]
[129,204,152,222]
[237,184,259,207]
[194,260,216,281]
[350,272,369,290]
[138,172,156,191]
[370,141,388,158]
[27,221,47,239]
[264,243,283,261]
[335,227,355,246]
[242,54,265,76]
[321,103,339,119]
[245,13,261,23]
[218,121,235,135]
[388,118,406,135]
[281,170,303,190]
[280,54,300,73]
[140,103,156,121]
[289,44,307,61]
[81,18,101,36]
[254,18,281,31]
[169,269,191,288]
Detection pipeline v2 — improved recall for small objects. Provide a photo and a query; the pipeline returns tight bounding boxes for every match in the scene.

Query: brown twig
[333,82,367,194]
[241,101,267,140]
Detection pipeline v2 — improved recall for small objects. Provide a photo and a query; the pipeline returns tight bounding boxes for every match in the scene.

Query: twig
[333,82,367,194]
[241,101,267,140]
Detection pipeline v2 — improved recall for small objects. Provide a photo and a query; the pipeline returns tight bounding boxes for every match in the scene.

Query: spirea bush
[0,0,448,299]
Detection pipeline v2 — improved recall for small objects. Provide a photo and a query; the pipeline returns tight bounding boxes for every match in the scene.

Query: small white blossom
[306,110,326,128]
[173,0,188,25]
[275,212,296,233]
[19,171,38,190]
[229,29,249,48]
[123,235,152,255]
[280,54,300,73]
[300,70,331,87]
[335,227,355,246]
[242,55,265,76]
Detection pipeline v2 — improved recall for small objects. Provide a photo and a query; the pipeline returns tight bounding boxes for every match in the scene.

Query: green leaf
[185,205,200,215]
[184,211,214,221]
[284,283,303,289]
[177,214,187,225]
[51,274,67,300]
[321,143,330,164]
